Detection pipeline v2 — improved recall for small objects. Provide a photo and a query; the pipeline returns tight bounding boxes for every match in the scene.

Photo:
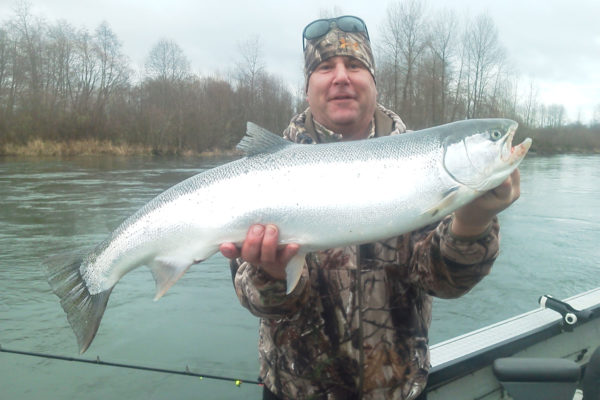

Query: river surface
[1,154,599,399]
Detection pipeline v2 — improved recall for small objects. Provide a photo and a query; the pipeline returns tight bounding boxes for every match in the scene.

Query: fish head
[442,119,532,191]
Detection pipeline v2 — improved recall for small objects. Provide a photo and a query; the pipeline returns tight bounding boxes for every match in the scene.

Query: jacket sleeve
[231,258,311,319]
[407,215,500,299]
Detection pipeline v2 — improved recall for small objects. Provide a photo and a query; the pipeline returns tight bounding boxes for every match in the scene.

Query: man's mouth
[329,94,355,101]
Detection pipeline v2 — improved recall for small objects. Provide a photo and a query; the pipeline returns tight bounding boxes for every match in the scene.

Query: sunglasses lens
[336,16,367,34]
[304,20,331,40]
[302,16,369,49]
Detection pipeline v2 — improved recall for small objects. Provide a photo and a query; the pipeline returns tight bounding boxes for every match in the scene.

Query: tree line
[0,1,598,156]
[374,1,598,129]
[0,3,296,155]
[373,0,599,153]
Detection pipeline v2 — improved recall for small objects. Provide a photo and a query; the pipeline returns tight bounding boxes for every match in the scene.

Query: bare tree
[234,35,265,97]
[95,22,128,103]
[378,9,403,112]
[145,38,190,81]
[427,8,457,124]
[11,1,45,125]
[592,104,600,126]
[523,78,538,127]
[73,28,99,121]
[449,25,468,121]
[2,21,25,129]
[0,28,9,119]
[379,0,429,124]
[0,27,10,136]
[234,35,266,123]
[463,13,504,118]
[93,21,129,137]
[494,68,520,120]
[41,20,77,138]
[546,104,566,127]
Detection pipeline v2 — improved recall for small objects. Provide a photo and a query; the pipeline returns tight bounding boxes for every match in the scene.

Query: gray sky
[2,0,599,123]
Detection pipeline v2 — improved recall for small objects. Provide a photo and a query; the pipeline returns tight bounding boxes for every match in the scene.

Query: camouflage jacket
[232,104,500,400]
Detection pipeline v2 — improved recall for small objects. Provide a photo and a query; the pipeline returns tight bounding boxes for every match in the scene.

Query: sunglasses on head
[302,15,370,50]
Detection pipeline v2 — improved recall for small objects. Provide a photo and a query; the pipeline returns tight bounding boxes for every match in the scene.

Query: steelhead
[46,119,531,353]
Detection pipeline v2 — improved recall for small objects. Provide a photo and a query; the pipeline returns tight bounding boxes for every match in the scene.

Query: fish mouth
[503,123,532,164]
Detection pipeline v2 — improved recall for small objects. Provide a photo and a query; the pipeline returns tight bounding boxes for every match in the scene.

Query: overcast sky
[1,0,599,123]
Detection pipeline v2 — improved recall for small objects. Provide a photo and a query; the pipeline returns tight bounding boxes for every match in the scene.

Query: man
[220,15,521,400]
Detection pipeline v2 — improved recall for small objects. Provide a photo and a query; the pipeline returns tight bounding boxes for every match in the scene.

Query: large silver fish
[46,119,531,353]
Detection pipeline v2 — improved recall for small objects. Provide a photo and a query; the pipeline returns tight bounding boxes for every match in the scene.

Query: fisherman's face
[306,56,377,140]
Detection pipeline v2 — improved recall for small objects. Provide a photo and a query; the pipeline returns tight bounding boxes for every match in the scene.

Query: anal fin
[150,245,219,300]
[285,254,306,295]
[150,256,195,300]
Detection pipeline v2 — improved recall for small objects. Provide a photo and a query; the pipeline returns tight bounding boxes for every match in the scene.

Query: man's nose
[332,64,350,85]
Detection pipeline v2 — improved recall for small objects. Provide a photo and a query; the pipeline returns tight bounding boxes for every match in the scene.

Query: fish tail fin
[45,253,113,354]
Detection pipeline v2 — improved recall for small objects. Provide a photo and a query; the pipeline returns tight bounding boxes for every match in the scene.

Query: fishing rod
[0,344,261,387]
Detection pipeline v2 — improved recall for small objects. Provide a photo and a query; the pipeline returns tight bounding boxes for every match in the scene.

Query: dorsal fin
[236,122,293,156]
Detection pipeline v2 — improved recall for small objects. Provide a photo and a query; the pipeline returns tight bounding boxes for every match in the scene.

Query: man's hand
[219,224,300,280]
[451,169,522,237]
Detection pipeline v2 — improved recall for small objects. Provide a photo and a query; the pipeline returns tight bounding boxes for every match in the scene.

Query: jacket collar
[303,105,396,143]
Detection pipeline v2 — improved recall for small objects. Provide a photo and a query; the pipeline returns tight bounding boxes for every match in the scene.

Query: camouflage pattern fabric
[232,105,499,399]
[304,28,375,82]
[283,104,407,144]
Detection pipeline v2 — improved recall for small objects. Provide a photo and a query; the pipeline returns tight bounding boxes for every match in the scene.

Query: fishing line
[0,345,261,387]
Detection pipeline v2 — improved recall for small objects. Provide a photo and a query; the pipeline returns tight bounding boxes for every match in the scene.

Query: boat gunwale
[426,287,600,390]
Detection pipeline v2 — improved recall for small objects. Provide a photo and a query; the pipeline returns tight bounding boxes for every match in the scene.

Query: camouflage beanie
[304,27,375,87]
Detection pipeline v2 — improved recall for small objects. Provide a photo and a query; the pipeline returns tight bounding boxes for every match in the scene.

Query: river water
[0,154,598,399]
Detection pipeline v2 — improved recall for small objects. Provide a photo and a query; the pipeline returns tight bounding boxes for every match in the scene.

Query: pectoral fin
[423,186,460,218]
[285,254,306,295]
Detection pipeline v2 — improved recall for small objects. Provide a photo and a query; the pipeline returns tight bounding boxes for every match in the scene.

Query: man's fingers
[280,243,301,265]
[492,175,511,197]
[261,225,279,264]
[219,243,240,259]
[511,168,520,185]
[510,168,521,200]
[241,224,265,263]
[223,224,299,278]
[492,169,521,203]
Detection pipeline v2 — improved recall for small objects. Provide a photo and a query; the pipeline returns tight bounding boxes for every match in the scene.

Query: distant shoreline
[0,139,240,158]
[527,149,600,156]
[1,138,599,158]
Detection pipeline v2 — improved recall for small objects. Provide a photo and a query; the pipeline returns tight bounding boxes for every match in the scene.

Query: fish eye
[490,130,503,141]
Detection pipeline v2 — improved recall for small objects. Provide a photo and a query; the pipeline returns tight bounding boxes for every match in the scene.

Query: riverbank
[527,148,600,156]
[3,139,599,158]
[0,139,239,157]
